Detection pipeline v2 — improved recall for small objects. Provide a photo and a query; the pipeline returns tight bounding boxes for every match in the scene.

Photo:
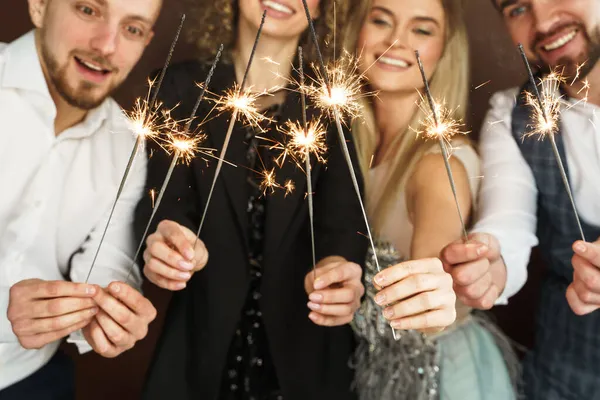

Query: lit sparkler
[195,10,268,241]
[415,50,469,242]
[85,14,186,283]
[518,44,586,241]
[126,45,224,281]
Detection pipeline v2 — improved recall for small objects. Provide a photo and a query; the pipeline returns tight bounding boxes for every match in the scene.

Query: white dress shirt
[0,31,145,390]
[472,87,600,305]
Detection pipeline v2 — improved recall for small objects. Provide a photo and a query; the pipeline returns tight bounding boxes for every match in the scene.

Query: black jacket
[134,59,368,400]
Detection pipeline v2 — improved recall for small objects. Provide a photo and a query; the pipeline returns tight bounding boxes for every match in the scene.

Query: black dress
[135,60,367,400]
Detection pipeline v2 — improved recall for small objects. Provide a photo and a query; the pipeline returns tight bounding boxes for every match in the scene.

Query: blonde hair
[345,0,470,234]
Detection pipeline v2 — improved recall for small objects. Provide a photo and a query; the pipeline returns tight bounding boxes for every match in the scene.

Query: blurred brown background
[0,1,541,399]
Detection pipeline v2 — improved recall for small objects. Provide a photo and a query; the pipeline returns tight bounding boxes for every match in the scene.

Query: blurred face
[497,0,600,79]
[238,0,320,40]
[357,0,446,94]
[29,0,160,110]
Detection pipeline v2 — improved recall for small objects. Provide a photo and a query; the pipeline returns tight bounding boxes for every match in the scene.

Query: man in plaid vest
[441,1,600,398]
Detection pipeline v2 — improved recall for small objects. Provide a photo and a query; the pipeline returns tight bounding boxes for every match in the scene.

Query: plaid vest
[511,79,600,399]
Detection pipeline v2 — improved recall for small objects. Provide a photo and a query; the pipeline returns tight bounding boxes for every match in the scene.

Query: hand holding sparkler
[567,238,600,315]
[517,44,586,241]
[143,220,209,291]
[305,257,364,327]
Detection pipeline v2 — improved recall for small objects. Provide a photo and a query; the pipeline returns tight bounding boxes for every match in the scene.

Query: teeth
[543,30,578,51]
[78,57,104,72]
[378,56,409,68]
[263,0,293,14]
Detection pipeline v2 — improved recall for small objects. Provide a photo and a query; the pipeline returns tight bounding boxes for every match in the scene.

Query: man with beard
[439,1,600,399]
[0,0,162,398]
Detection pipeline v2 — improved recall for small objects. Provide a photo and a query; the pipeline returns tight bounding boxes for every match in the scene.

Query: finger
[566,284,599,316]
[86,318,120,358]
[12,307,98,336]
[31,297,97,318]
[440,241,488,266]
[307,302,354,317]
[193,239,209,271]
[455,272,492,301]
[572,255,600,293]
[573,241,600,267]
[308,311,353,327]
[13,281,97,301]
[145,255,193,281]
[147,240,195,272]
[451,258,490,286]
[373,258,443,289]
[95,310,134,348]
[458,284,499,310]
[157,220,195,261]
[313,263,361,290]
[18,318,92,350]
[107,283,157,324]
[572,274,600,305]
[308,287,355,305]
[144,268,187,291]
[375,273,450,307]
[385,290,455,320]
[390,308,456,331]
[93,287,142,337]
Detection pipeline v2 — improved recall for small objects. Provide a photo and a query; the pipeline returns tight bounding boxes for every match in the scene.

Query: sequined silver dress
[351,241,441,400]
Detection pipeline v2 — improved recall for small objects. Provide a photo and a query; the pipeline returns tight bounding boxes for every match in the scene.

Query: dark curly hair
[182,0,350,63]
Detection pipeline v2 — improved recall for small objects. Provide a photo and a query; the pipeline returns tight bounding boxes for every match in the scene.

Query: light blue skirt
[437,318,517,400]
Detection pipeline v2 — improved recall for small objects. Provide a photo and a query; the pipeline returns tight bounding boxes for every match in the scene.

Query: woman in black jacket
[134,1,368,399]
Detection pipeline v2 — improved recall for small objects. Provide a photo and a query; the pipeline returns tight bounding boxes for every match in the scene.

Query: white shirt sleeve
[67,131,147,353]
[470,89,539,305]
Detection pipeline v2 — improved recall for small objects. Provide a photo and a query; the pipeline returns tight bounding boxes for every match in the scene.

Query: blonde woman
[347,0,518,398]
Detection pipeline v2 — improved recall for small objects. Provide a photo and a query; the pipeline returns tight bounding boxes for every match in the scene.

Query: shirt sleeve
[0,286,17,342]
[470,89,539,305]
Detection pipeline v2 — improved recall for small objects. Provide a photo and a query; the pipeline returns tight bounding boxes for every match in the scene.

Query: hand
[82,282,156,358]
[143,220,209,291]
[304,258,364,326]
[7,279,98,349]
[373,258,455,333]
[566,239,600,316]
[440,233,506,310]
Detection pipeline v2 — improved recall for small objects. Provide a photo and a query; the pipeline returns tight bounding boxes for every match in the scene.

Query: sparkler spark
[517,44,586,241]
[273,119,327,168]
[414,98,465,156]
[284,179,295,197]
[213,85,271,130]
[415,50,469,242]
[259,168,279,195]
[150,189,156,209]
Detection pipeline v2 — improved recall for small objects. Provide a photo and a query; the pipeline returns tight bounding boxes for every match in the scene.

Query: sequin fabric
[351,241,440,400]
[220,105,284,400]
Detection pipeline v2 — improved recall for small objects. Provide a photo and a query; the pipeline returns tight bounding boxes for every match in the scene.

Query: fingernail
[575,243,587,253]
[383,308,394,318]
[178,272,192,280]
[374,293,386,305]
[477,245,488,256]
[308,312,318,321]
[90,307,98,315]
[391,320,402,329]
[178,260,195,271]
[314,278,325,290]
[110,284,121,293]
[309,293,323,302]
[374,275,385,286]
[307,301,321,310]
[184,249,194,261]
[86,286,96,295]
[175,282,186,290]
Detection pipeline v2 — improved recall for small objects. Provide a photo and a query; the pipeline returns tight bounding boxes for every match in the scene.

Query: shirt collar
[1,30,110,138]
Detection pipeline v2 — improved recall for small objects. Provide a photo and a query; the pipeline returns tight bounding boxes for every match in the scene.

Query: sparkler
[125,46,224,282]
[85,14,186,283]
[195,10,268,241]
[517,44,586,241]
[300,0,400,339]
[415,50,469,242]
[300,0,379,270]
